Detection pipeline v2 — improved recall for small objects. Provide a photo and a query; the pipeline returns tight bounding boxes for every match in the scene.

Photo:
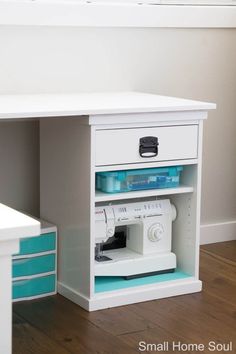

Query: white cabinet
[38,92,215,311]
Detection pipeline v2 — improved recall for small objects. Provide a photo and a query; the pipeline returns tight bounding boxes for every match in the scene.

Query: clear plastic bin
[96,166,183,193]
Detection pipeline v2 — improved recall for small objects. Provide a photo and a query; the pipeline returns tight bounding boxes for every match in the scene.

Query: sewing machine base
[95,249,176,277]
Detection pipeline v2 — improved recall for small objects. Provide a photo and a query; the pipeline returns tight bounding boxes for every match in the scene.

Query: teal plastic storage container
[16,232,56,256]
[96,166,183,193]
[13,254,56,278]
[13,274,56,300]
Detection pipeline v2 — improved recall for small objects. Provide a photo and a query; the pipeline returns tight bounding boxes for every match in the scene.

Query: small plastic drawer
[16,232,56,256]
[96,166,183,193]
[13,274,56,300]
[13,254,56,279]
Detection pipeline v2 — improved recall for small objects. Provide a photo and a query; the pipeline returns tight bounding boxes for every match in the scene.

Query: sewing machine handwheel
[148,223,164,242]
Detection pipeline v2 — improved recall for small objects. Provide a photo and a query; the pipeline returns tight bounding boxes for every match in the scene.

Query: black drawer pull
[139,136,158,158]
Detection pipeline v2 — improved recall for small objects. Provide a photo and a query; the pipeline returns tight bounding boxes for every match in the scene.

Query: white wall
[0,26,235,234]
[0,120,39,216]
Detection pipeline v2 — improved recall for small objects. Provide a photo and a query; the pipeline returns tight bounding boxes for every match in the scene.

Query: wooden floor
[13,241,236,354]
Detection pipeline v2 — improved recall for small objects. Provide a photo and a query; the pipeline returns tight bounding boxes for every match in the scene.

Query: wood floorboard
[13,313,71,354]
[199,251,236,307]
[118,325,194,353]
[164,291,236,328]
[13,241,236,354]
[14,296,138,354]
[201,240,236,263]
[85,305,157,336]
[124,297,235,350]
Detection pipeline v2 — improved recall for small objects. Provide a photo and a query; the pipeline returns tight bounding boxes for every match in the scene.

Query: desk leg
[0,238,19,354]
[0,255,12,354]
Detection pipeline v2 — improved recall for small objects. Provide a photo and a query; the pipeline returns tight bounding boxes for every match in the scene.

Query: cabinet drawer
[13,274,56,300]
[16,232,56,256]
[95,125,198,166]
[13,254,56,279]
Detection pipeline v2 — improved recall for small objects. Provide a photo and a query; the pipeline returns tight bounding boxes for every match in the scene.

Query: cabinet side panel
[171,192,197,276]
[40,118,91,298]
[171,120,203,278]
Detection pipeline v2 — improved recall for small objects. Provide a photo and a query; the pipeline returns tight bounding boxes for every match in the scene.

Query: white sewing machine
[95,199,177,278]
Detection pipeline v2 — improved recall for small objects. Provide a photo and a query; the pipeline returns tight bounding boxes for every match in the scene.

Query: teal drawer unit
[17,232,56,256]
[12,219,57,302]
[13,274,56,300]
[13,254,56,279]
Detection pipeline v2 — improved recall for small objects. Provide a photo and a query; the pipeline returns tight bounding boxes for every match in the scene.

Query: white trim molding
[0,1,236,28]
[200,220,236,245]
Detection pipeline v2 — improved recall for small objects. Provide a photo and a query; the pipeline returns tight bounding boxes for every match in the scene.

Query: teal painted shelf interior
[95,270,191,293]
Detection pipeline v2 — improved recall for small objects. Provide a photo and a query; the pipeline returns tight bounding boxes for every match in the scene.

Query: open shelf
[95,269,191,293]
[95,185,194,202]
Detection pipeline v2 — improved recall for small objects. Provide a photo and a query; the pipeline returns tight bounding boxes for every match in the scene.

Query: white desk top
[0,92,216,119]
[0,204,40,241]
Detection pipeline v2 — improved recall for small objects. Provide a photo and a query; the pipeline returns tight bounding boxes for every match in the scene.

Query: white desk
[0,92,216,314]
[0,92,214,118]
[0,204,40,354]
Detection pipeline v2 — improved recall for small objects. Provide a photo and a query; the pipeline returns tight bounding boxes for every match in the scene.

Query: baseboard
[58,281,90,311]
[58,278,201,311]
[200,220,236,245]
[90,278,202,311]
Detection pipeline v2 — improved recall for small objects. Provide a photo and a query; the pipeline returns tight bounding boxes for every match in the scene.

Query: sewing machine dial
[148,223,164,242]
